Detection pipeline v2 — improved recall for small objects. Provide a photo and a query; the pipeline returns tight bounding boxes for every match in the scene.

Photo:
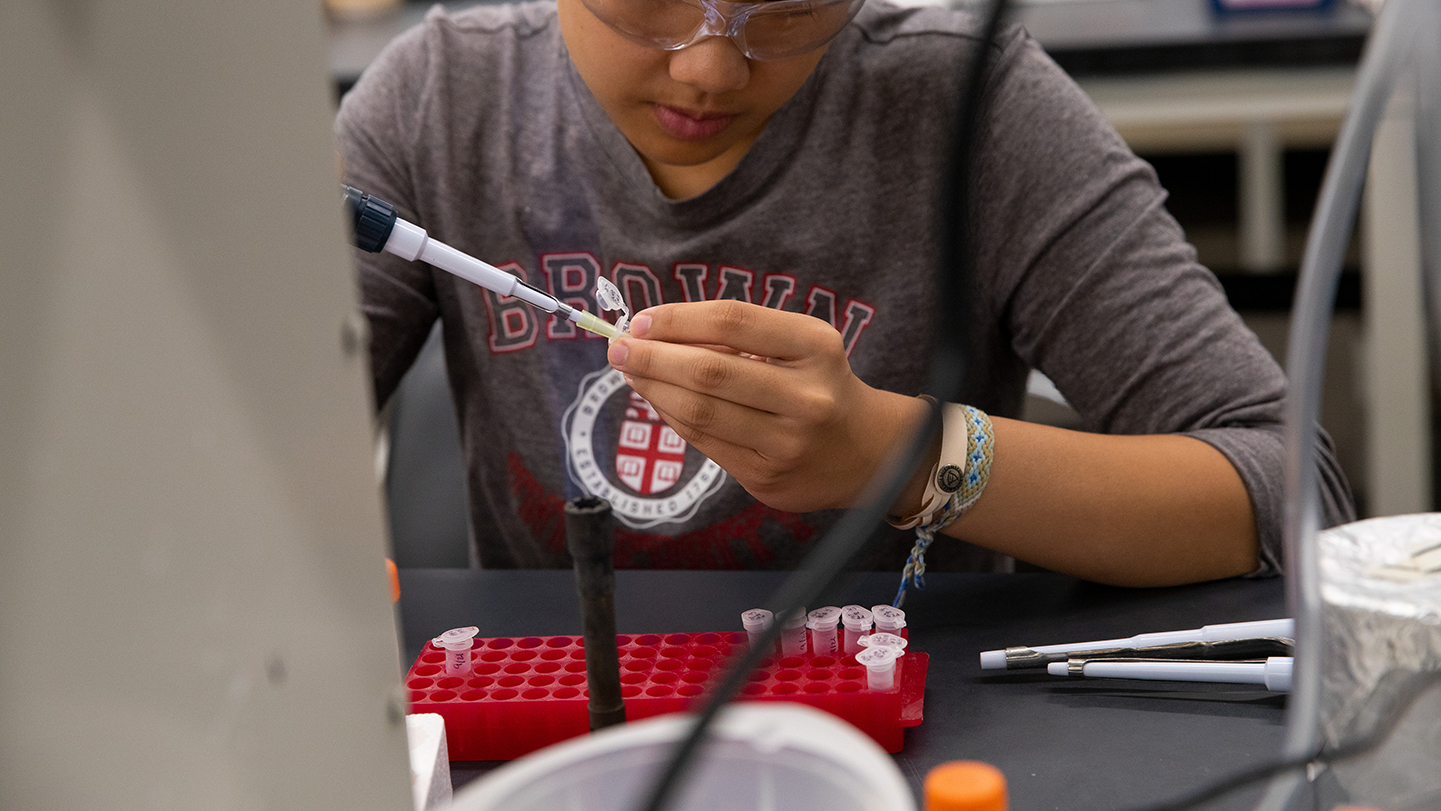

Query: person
[336,0,1354,585]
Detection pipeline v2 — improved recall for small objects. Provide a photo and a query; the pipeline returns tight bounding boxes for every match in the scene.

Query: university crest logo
[562,367,727,529]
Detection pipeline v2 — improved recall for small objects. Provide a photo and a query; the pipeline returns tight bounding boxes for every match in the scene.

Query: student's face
[558,0,828,172]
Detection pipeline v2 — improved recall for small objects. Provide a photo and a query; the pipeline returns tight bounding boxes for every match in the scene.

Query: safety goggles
[579,0,868,61]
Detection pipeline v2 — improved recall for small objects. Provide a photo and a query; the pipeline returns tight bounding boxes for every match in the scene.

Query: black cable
[1118,669,1441,811]
[634,2,1010,809]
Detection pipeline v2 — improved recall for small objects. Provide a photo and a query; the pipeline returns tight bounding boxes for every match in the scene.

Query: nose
[668,35,750,95]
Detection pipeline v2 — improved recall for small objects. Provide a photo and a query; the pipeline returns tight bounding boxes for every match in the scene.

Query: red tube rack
[405,631,928,761]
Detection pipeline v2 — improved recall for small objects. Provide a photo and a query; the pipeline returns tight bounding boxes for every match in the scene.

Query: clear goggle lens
[581,0,865,61]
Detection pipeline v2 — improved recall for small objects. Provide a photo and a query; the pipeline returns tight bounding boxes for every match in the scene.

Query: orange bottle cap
[385,558,400,603]
[924,761,1007,811]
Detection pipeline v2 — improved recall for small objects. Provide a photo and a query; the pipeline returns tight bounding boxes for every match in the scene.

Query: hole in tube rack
[512,650,538,662]
[652,672,679,685]
[740,683,766,696]
[728,632,749,644]
[414,665,441,677]
[691,645,717,658]
[407,678,434,689]
[685,659,714,673]
[564,661,588,673]
[559,674,586,686]
[656,660,683,672]
[775,670,802,682]
[408,690,428,703]
[522,688,549,700]
[420,652,444,664]
[437,677,463,689]
[491,688,518,701]
[779,657,804,669]
[487,638,514,650]
[682,671,709,684]
[570,649,586,660]
[624,661,651,672]
[474,663,501,676]
[664,634,690,645]
[622,685,642,698]
[803,682,829,694]
[646,685,676,697]
[467,676,494,688]
[504,663,529,675]
[629,647,657,659]
[748,670,769,682]
[840,655,860,667]
[694,633,720,645]
[615,635,632,646]
[518,637,544,649]
[806,670,834,681]
[838,668,864,680]
[758,657,777,669]
[678,684,703,697]
[553,687,580,699]
[621,672,647,685]
[811,657,836,668]
[836,682,862,693]
[479,651,507,663]
[461,690,487,701]
[634,634,662,646]
[659,647,687,659]
[772,683,798,695]
[528,675,555,687]
[430,690,457,702]
[535,662,561,674]
[546,637,572,648]
[498,676,525,688]
[581,689,589,698]
[540,649,567,661]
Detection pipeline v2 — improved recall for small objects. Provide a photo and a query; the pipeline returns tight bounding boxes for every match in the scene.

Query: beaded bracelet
[892,404,994,608]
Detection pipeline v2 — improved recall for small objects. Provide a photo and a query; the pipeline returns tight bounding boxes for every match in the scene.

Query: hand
[606,300,929,513]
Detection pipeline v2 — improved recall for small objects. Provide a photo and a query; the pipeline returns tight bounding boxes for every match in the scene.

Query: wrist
[885,395,942,520]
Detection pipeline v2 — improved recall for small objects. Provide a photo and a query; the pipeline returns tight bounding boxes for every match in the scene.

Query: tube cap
[741,608,774,632]
[924,761,1007,811]
[806,606,843,630]
[872,604,907,631]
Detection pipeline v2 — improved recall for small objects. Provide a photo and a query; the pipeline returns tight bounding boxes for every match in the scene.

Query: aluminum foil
[1316,513,1441,810]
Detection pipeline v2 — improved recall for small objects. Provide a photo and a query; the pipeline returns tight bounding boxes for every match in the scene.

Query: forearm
[921,415,1259,587]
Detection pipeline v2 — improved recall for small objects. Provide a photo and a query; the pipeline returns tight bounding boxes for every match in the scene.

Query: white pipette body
[1047,656,1293,691]
[382,218,618,338]
[978,618,1295,670]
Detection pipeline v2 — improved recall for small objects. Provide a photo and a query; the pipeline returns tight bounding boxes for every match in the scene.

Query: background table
[398,569,1288,810]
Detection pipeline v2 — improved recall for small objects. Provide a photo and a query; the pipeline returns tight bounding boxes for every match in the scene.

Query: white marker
[1048,656,1293,692]
[436,626,480,677]
[979,618,1295,670]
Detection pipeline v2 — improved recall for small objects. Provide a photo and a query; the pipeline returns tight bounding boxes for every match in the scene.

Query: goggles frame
[582,0,867,61]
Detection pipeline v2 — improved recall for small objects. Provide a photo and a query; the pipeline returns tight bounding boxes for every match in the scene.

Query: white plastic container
[841,605,874,655]
[806,607,843,656]
[780,608,809,657]
[448,703,918,811]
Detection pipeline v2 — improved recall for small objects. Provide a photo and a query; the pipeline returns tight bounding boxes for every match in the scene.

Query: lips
[651,103,737,142]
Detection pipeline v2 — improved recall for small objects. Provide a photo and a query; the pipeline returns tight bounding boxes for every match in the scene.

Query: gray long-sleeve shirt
[336,0,1354,571]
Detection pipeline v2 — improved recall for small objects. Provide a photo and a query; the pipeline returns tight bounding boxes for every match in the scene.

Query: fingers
[610,337,804,416]
[631,300,843,361]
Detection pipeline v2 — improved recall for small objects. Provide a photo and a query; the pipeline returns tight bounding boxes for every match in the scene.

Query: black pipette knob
[341,184,398,254]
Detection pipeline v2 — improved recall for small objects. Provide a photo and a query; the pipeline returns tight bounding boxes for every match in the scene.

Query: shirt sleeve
[972,28,1356,575]
[335,23,442,410]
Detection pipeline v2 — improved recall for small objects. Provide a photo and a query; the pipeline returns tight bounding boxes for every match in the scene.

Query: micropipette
[978,617,1294,670]
[342,186,620,340]
[1047,656,1294,691]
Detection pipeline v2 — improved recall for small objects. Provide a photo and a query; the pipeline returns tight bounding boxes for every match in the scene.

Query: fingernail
[607,340,628,369]
[630,312,652,338]
[622,373,635,387]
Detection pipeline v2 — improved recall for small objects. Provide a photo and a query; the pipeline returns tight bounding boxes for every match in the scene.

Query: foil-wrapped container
[1316,514,1441,810]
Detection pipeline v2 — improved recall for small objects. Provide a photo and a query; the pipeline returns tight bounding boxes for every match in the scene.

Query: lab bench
[398,568,1287,810]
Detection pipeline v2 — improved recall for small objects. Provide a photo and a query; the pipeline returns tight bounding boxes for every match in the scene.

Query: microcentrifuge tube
[856,646,903,691]
[741,608,775,653]
[871,604,907,637]
[857,632,908,652]
[779,608,809,657]
[841,605,873,655]
[437,626,480,677]
[594,277,631,342]
[806,607,843,656]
